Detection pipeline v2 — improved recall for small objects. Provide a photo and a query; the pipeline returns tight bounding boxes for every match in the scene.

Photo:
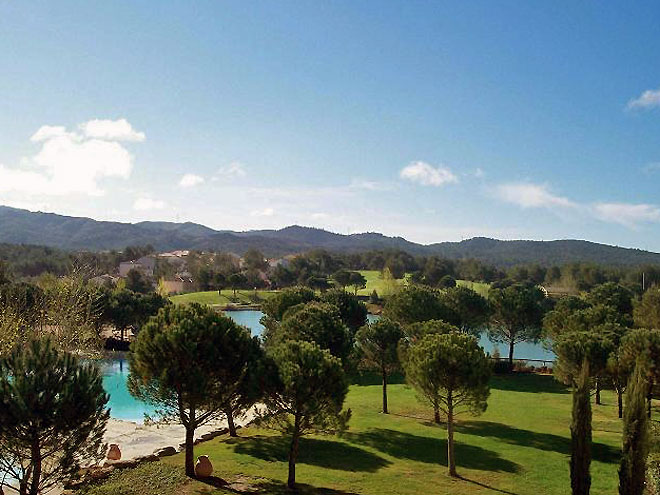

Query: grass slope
[95,374,623,495]
[170,289,279,307]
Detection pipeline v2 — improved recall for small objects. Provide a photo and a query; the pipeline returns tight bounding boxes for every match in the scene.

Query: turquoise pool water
[102,310,554,421]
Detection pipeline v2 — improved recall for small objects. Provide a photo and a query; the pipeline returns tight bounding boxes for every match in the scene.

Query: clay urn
[107,444,121,461]
[194,455,213,478]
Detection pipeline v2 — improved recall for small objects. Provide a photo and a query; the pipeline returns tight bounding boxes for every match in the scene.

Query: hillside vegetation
[2,206,660,266]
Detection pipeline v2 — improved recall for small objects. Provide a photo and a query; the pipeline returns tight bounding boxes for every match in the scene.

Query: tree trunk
[617,387,623,419]
[508,340,515,366]
[595,379,601,405]
[648,378,654,419]
[434,404,441,424]
[382,368,388,414]
[29,439,41,495]
[185,426,195,477]
[447,392,457,477]
[226,406,237,437]
[120,326,125,342]
[287,416,301,489]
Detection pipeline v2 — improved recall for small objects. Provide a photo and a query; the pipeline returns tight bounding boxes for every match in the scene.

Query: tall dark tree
[355,319,404,413]
[619,361,650,495]
[633,287,660,329]
[620,329,660,419]
[228,272,248,298]
[320,288,368,334]
[349,271,367,295]
[442,286,490,335]
[275,301,352,364]
[404,333,491,476]
[488,283,547,364]
[571,360,592,495]
[128,304,260,476]
[125,268,153,294]
[243,248,268,271]
[332,269,353,290]
[263,340,350,489]
[0,339,109,495]
[383,285,458,326]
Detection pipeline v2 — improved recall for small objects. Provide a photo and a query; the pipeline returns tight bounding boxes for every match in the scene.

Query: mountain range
[1,205,660,267]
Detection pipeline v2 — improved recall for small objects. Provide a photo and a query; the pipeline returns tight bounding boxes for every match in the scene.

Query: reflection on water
[102,309,554,421]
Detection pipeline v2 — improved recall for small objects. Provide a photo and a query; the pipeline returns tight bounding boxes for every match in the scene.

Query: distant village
[90,250,292,295]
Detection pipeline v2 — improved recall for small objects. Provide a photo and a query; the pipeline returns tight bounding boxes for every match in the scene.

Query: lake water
[101,310,554,421]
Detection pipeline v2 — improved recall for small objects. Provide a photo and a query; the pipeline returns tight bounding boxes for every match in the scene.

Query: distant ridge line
[0,205,659,267]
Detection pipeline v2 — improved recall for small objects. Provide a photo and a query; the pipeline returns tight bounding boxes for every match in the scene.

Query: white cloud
[250,207,275,217]
[79,118,146,142]
[0,121,140,196]
[179,173,205,188]
[494,182,576,209]
[592,202,660,226]
[30,125,74,142]
[400,161,458,186]
[214,161,246,180]
[133,197,165,211]
[627,88,660,110]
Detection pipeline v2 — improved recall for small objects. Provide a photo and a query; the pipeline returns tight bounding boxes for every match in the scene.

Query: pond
[101,310,554,421]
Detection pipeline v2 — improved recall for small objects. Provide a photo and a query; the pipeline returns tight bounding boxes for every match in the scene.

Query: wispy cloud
[494,182,576,209]
[179,173,205,188]
[250,207,275,217]
[400,161,458,187]
[592,202,660,227]
[213,161,247,181]
[133,197,165,211]
[349,178,393,191]
[627,88,660,110]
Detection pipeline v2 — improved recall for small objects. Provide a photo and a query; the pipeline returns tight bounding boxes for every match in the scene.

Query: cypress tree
[571,360,592,495]
[619,362,649,495]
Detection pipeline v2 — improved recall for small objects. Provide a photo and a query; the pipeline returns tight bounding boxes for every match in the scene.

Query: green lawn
[456,280,491,297]
[93,374,625,495]
[170,275,490,305]
[355,270,406,296]
[170,289,279,307]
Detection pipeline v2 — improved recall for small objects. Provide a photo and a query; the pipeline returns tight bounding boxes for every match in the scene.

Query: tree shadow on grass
[490,374,569,394]
[196,476,362,495]
[458,420,620,464]
[344,428,520,473]
[231,435,390,472]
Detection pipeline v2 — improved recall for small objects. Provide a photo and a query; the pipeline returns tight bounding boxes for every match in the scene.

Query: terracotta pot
[195,455,213,478]
[107,444,121,461]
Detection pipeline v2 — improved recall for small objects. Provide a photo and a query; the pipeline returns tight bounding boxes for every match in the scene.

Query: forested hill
[1,205,660,267]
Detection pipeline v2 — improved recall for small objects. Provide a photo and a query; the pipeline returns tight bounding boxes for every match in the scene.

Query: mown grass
[170,289,279,307]
[456,280,491,297]
[81,461,187,495]
[170,274,490,306]
[95,374,624,495]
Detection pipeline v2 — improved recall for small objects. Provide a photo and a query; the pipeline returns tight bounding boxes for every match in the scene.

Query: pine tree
[0,338,109,495]
[570,360,592,495]
[129,303,263,476]
[619,361,649,495]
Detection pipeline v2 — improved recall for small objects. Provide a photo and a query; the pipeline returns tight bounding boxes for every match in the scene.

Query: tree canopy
[128,303,261,476]
[404,332,491,476]
[0,339,109,495]
[262,340,350,489]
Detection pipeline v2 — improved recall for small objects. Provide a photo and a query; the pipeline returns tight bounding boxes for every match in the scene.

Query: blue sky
[2,1,660,249]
